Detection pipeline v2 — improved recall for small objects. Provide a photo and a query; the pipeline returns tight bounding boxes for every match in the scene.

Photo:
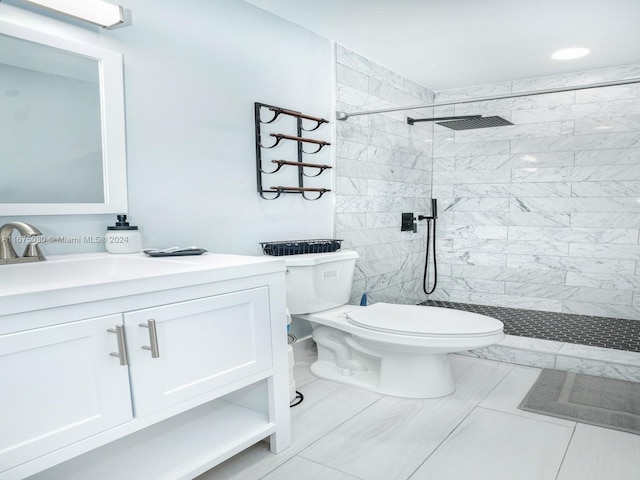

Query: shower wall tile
[574,148,640,166]
[455,183,571,198]
[450,265,567,285]
[456,152,575,170]
[570,213,640,228]
[335,46,434,305]
[508,226,639,244]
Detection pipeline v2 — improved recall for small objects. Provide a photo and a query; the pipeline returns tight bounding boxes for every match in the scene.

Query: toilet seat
[347,303,503,337]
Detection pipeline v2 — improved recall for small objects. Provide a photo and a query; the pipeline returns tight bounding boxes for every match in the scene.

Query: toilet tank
[283,250,359,314]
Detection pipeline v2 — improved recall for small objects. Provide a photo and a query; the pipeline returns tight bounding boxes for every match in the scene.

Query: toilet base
[310,335,455,398]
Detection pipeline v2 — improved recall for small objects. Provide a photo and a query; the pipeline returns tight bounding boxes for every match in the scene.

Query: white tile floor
[199,343,640,480]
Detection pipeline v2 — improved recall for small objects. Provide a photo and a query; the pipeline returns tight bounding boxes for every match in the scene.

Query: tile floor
[199,343,640,480]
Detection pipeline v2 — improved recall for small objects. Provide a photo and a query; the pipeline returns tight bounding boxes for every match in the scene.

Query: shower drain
[420,300,640,352]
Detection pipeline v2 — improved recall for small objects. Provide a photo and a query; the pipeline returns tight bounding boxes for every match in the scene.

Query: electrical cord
[290,391,304,407]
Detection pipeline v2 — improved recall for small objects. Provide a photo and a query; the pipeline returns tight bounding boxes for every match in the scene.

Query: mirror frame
[0,20,128,215]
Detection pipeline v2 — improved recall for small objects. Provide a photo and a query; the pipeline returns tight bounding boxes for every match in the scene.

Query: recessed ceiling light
[551,47,591,60]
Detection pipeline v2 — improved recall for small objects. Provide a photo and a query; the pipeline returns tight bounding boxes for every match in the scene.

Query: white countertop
[0,252,286,316]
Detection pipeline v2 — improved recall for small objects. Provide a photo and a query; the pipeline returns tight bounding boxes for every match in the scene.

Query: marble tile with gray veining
[569,242,640,260]
[455,182,571,198]
[574,147,640,166]
[337,158,403,182]
[565,271,640,290]
[336,177,368,196]
[434,82,512,103]
[507,212,572,227]
[336,84,397,114]
[335,213,367,231]
[512,131,640,153]
[442,197,509,212]
[401,167,432,185]
[336,119,373,145]
[452,212,570,227]
[455,152,574,170]
[511,99,640,124]
[451,238,507,253]
[504,241,569,256]
[439,225,508,240]
[506,254,636,274]
[562,300,640,320]
[510,166,573,183]
[511,64,640,92]
[512,196,640,213]
[336,138,369,161]
[452,121,574,144]
[575,81,640,103]
[459,345,557,368]
[449,265,567,285]
[574,114,640,135]
[508,226,638,244]
[554,356,640,382]
[570,212,640,228]
[449,291,563,312]
[571,180,640,197]
[438,276,505,294]
[557,343,640,366]
[366,179,431,197]
[504,282,632,304]
[433,169,511,185]
[453,91,575,115]
[571,163,640,181]
[438,250,506,267]
[431,157,456,171]
[368,146,431,169]
[335,195,372,213]
[432,139,510,158]
[336,63,369,91]
[498,335,564,354]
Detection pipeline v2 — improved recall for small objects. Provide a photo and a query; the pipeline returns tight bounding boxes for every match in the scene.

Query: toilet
[284,250,504,398]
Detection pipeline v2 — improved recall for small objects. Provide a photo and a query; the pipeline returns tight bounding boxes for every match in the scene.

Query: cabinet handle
[107,325,128,366]
[139,319,160,358]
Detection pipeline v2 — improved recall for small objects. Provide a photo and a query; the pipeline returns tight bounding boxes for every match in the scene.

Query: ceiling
[244,0,640,91]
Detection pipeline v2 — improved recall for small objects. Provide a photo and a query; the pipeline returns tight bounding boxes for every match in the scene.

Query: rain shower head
[406,115,513,130]
[436,116,513,130]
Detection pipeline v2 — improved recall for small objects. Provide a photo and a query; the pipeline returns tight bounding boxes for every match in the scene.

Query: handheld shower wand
[418,199,438,295]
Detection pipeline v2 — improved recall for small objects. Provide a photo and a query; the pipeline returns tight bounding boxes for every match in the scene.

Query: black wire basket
[260,239,343,256]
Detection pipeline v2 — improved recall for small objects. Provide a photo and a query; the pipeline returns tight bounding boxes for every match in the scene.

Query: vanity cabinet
[0,253,290,480]
[0,314,133,472]
[125,287,272,417]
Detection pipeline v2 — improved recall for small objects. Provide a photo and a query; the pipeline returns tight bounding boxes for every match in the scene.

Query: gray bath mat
[518,369,640,435]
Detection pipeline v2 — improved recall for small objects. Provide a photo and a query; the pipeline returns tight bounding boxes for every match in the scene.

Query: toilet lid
[346,303,503,337]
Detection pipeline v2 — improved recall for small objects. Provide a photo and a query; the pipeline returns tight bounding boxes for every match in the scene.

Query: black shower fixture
[407,115,513,130]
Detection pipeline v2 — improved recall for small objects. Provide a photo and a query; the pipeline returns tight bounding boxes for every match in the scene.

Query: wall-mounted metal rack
[255,102,331,200]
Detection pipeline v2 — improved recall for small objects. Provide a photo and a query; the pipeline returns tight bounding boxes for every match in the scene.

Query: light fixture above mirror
[18,0,124,29]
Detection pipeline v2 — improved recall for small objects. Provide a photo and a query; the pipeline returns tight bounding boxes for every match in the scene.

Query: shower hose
[421,216,437,295]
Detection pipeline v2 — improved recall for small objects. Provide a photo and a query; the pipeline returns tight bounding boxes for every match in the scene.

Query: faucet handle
[22,241,46,261]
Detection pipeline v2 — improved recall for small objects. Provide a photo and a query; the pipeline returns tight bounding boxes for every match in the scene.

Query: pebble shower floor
[421,300,640,353]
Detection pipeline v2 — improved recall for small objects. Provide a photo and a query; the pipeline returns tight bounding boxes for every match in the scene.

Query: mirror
[0,20,127,215]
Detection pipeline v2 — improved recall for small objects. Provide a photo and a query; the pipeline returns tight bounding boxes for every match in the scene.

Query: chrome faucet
[0,222,46,265]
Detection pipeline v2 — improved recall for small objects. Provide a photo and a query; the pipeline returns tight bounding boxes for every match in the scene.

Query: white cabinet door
[124,287,273,417]
[0,314,133,473]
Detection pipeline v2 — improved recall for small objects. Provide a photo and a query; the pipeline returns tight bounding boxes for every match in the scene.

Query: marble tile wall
[430,64,640,321]
[335,45,435,305]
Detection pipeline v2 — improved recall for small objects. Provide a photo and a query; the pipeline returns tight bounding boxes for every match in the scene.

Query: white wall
[0,0,334,256]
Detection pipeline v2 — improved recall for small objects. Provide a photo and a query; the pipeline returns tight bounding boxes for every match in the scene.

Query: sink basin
[1,254,201,295]
[1,252,285,317]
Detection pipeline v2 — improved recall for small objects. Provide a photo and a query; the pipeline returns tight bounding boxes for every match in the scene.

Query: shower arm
[336,77,640,120]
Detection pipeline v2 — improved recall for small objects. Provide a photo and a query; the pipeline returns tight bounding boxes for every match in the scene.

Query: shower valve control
[401,213,416,233]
